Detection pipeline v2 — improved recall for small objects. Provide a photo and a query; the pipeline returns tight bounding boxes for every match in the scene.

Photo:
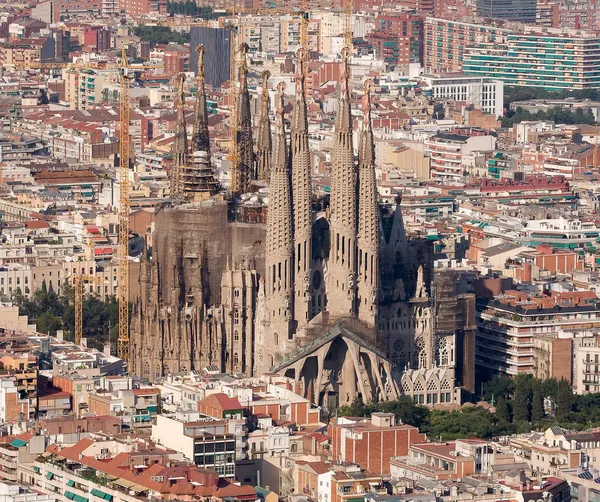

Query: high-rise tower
[291,48,313,327]
[256,70,272,182]
[191,45,211,160]
[171,73,188,199]
[231,43,254,195]
[356,79,379,327]
[259,82,293,373]
[327,47,357,318]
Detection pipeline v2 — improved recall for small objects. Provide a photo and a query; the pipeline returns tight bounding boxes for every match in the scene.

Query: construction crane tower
[117,48,132,366]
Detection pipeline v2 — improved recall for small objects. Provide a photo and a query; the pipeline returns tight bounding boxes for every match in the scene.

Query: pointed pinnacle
[196,45,206,81]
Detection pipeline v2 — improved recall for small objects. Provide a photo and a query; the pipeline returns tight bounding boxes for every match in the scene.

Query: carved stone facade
[130,48,475,409]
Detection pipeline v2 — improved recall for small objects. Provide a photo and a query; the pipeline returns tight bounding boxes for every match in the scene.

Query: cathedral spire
[191,45,211,161]
[171,72,188,199]
[257,82,294,374]
[291,48,314,325]
[356,79,379,327]
[327,46,357,318]
[232,43,254,195]
[256,70,272,182]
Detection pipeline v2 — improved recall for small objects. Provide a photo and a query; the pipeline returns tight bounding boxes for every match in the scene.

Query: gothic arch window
[155,362,162,378]
[233,353,239,365]
[436,336,449,366]
[291,443,298,453]
[234,309,240,325]
[275,333,279,346]
[419,350,427,369]
[142,361,150,378]
[234,289,240,298]
[234,330,239,342]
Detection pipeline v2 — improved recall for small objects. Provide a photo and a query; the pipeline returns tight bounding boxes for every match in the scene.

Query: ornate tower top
[359,79,374,166]
[171,72,188,198]
[234,42,254,192]
[291,48,308,134]
[336,47,352,133]
[239,42,249,84]
[192,45,211,159]
[274,82,287,165]
[256,70,272,181]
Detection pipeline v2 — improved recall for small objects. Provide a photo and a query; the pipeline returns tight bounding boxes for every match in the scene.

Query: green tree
[36,312,62,336]
[133,26,190,48]
[531,380,545,421]
[513,374,533,422]
[494,396,512,424]
[556,379,573,421]
[483,375,514,402]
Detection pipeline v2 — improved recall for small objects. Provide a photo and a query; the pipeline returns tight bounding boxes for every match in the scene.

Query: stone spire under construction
[171,72,188,198]
[327,47,357,318]
[231,43,254,196]
[356,79,379,327]
[191,45,210,160]
[256,70,272,182]
[258,82,293,373]
[290,48,313,327]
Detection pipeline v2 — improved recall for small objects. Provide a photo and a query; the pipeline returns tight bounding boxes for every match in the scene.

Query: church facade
[129,46,475,410]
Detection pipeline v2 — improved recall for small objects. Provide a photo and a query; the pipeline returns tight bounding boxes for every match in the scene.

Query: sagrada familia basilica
[129,45,476,410]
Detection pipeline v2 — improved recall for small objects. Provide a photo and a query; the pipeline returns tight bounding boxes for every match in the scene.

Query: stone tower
[256,83,293,374]
[326,47,357,318]
[256,70,272,182]
[191,45,211,160]
[290,48,313,328]
[231,43,254,195]
[356,80,379,327]
[171,73,188,198]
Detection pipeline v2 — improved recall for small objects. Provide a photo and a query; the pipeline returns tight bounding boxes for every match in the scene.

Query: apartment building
[424,129,496,181]
[390,439,491,481]
[421,74,504,118]
[29,438,257,502]
[424,17,510,73]
[329,413,426,475]
[152,412,243,478]
[573,335,600,394]
[464,30,600,90]
[476,289,600,376]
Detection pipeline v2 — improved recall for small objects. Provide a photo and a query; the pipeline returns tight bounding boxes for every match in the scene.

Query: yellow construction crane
[117,48,131,367]
[73,275,108,346]
[15,53,159,369]
[115,49,161,368]
[343,0,353,49]
[226,9,241,185]
[300,0,310,77]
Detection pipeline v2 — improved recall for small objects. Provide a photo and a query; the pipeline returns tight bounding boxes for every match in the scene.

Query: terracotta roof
[25,220,49,229]
[211,393,242,410]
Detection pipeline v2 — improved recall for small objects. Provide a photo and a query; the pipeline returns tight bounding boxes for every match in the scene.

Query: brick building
[329,413,426,475]
[163,44,189,77]
[197,393,243,420]
[367,12,424,67]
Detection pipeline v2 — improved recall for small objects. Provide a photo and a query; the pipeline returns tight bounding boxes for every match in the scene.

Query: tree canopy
[501,106,596,128]
[133,26,190,48]
[338,375,600,440]
[11,282,119,351]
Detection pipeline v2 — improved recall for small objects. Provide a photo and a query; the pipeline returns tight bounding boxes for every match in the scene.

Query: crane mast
[118,48,131,367]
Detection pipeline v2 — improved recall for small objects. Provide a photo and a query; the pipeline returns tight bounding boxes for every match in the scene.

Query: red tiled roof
[207,393,242,411]
[25,220,49,229]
